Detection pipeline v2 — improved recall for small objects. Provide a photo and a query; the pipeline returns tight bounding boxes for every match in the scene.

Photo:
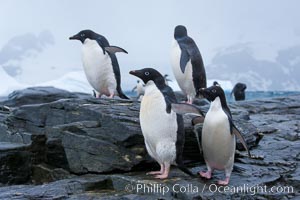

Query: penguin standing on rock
[171,85,252,185]
[171,25,207,104]
[129,68,194,179]
[199,86,236,185]
[70,29,129,99]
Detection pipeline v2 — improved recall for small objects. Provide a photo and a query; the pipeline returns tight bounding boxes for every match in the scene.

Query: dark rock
[0,142,32,184]
[32,164,73,184]
[2,93,261,174]
[0,175,113,200]
[1,86,90,107]
[46,138,70,170]
[3,97,147,175]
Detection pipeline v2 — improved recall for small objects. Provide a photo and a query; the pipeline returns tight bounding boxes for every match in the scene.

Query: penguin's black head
[213,81,220,86]
[235,83,247,91]
[174,25,188,39]
[130,68,165,85]
[69,29,98,43]
[199,85,226,102]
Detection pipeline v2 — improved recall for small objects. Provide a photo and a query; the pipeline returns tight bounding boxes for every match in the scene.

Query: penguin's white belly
[202,107,236,170]
[140,82,177,163]
[170,40,195,97]
[82,39,116,95]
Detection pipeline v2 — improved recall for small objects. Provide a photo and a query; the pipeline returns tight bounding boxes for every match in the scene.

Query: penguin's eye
[145,72,150,76]
[81,33,85,37]
[212,89,217,93]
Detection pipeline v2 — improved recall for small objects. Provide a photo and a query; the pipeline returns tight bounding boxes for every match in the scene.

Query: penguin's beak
[69,34,80,40]
[129,70,140,77]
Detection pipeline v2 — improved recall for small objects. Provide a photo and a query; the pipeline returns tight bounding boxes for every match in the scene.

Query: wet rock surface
[0,87,299,199]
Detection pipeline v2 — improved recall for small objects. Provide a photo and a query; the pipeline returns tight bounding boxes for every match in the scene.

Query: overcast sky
[1,0,300,89]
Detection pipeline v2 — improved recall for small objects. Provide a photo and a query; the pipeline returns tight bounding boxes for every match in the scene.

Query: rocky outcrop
[0,87,299,199]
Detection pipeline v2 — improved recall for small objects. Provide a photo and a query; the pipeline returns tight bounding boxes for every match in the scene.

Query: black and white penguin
[231,82,247,101]
[213,81,220,87]
[171,85,251,185]
[200,85,238,185]
[171,25,207,104]
[131,80,145,98]
[129,68,193,179]
[69,29,129,99]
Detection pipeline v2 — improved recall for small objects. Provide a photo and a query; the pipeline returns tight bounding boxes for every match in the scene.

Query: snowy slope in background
[206,43,300,91]
[0,67,28,96]
[38,71,91,93]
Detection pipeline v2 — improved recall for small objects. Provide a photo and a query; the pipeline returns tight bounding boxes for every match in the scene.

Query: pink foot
[199,171,212,179]
[146,171,162,175]
[217,177,230,185]
[154,165,169,179]
[147,164,164,175]
[108,93,114,98]
[154,173,168,179]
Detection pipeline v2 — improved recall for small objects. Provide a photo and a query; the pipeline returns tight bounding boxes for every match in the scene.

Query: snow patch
[0,67,28,96]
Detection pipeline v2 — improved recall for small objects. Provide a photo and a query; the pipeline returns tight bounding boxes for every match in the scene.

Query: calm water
[224,91,300,102]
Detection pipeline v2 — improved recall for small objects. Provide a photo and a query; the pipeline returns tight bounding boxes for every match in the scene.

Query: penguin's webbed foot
[146,171,162,175]
[108,93,115,98]
[217,177,230,185]
[199,171,212,179]
[154,173,169,179]
[147,164,164,175]
[154,164,169,179]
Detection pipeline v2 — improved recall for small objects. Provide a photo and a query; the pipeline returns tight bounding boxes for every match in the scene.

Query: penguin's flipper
[118,91,130,99]
[171,103,205,116]
[179,49,190,73]
[232,124,252,157]
[105,46,128,54]
[181,37,207,91]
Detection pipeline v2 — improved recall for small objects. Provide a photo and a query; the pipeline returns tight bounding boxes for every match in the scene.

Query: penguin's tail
[119,92,130,99]
[117,88,130,99]
[177,163,196,178]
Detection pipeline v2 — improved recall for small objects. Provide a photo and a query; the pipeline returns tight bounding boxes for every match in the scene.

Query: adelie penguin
[70,29,129,99]
[129,68,194,179]
[131,80,145,99]
[171,85,252,185]
[171,25,207,104]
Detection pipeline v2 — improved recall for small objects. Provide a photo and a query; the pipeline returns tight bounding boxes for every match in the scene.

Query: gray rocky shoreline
[0,87,299,199]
